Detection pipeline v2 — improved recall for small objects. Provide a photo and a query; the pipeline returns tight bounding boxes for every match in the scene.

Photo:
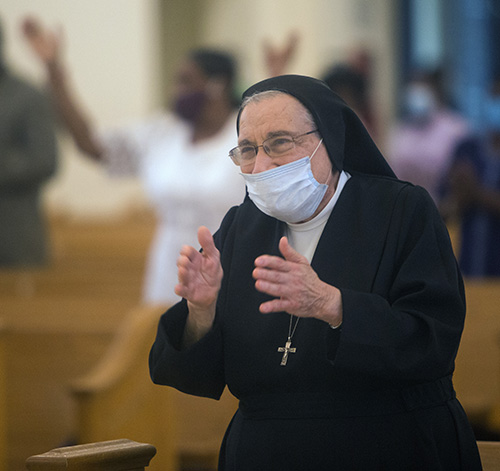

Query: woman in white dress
[23,19,245,305]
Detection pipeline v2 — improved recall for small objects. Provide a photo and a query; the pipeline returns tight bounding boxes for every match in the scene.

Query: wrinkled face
[238,93,333,184]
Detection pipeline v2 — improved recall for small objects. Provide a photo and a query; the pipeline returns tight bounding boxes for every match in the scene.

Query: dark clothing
[0,72,58,266]
[450,137,500,276]
[150,172,481,470]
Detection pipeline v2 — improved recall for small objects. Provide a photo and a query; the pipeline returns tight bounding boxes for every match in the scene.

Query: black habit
[149,76,481,470]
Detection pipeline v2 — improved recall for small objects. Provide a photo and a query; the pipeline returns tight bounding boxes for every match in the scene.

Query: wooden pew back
[71,304,238,471]
[454,280,500,424]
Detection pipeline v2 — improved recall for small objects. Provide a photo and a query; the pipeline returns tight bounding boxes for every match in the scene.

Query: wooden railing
[25,439,156,471]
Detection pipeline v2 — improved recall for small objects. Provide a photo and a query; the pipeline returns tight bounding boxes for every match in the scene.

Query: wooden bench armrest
[25,439,156,471]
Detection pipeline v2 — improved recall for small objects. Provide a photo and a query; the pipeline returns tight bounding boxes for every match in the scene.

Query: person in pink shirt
[388,70,470,205]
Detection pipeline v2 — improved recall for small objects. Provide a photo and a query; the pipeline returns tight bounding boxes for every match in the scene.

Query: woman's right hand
[176,226,223,346]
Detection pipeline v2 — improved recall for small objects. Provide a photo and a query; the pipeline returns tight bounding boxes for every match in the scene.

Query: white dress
[99,111,245,305]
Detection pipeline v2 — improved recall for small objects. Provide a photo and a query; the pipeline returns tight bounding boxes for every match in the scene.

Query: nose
[251,146,274,174]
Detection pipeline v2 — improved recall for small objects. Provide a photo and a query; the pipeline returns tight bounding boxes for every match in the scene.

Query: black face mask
[173,90,207,122]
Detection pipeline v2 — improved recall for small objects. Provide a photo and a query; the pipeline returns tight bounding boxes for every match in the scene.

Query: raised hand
[263,31,300,77]
[253,236,342,326]
[22,17,62,66]
[176,226,223,347]
[175,226,223,308]
[22,16,106,161]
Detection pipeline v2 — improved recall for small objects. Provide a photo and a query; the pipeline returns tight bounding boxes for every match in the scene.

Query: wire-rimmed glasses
[229,129,319,167]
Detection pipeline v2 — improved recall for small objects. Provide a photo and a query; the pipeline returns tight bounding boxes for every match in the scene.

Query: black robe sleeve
[148,206,240,400]
[149,300,226,399]
[330,183,465,388]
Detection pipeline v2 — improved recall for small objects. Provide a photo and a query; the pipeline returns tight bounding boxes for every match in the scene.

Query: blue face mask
[241,139,327,223]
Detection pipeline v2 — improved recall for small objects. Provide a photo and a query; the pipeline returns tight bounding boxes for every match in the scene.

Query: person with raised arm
[23,17,245,305]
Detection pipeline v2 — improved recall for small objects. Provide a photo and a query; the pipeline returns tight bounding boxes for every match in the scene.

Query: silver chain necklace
[277,314,300,366]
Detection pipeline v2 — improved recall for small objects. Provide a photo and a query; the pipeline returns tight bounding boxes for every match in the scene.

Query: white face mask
[241,139,327,223]
[404,84,437,122]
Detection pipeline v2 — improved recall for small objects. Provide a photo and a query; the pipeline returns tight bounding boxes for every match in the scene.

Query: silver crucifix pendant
[278,338,297,366]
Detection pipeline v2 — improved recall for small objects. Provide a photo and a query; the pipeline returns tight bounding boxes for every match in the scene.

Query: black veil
[237,74,395,178]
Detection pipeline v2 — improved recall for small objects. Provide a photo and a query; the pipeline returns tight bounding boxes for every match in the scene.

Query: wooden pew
[477,441,500,471]
[71,304,239,471]
[453,279,500,432]
[0,214,155,470]
[3,318,118,471]
[70,305,177,471]
[0,320,6,471]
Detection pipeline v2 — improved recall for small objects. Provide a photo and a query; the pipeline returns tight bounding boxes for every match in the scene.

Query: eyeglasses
[229,129,319,167]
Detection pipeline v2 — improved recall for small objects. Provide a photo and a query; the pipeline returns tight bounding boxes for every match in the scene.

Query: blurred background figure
[441,78,500,277]
[262,31,300,78]
[322,60,376,138]
[0,17,58,268]
[321,47,378,139]
[266,38,379,139]
[387,69,470,205]
[22,17,245,306]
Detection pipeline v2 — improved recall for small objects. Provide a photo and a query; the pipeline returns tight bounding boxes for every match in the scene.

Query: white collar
[287,170,351,232]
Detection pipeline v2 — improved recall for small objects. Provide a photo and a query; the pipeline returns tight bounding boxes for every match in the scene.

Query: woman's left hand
[253,236,342,326]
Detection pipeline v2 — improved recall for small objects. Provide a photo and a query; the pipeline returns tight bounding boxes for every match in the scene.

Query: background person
[0,18,58,267]
[441,79,500,277]
[387,69,470,205]
[321,49,377,139]
[23,17,245,305]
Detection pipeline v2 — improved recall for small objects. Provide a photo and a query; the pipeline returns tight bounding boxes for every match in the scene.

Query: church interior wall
[1,0,398,219]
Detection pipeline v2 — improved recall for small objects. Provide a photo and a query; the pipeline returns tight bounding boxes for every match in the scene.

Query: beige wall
[1,0,398,219]
[200,0,398,146]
